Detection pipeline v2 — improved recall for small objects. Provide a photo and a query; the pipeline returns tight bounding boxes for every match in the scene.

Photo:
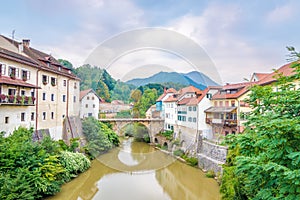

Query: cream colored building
[0,35,80,140]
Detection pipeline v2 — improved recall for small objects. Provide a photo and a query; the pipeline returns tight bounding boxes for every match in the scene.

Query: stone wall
[198,139,228,174]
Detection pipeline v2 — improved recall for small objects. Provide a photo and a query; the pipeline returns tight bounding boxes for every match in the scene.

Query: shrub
[173,149,184,157]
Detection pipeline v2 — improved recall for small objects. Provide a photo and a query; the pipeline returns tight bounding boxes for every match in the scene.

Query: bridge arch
[98,118,164,143]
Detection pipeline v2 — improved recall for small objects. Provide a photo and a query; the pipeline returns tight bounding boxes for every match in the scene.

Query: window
[88,113,92,117]
[93,104,95,108]
[9,66,18,78]
[214,101,217,107]
[193,117,197,123]
[42,112,46,120]
[5,117,9,124]
[73,96,76,103]
[21,90,25,96]
[0,63,6,75]
[87,96,90,100]
[225,101,229,107]
[63,80,66,86]
[188,107,192,111]
[62,95,66,102]
[188,117,192,122]
[74,82,77,89]
[219,101,223,107]
[51,94,54,101]
[42,75,48,84]
[85,104,88,108]
[62,115,65,119]
[92,96,95,100]
[8,89,16,95]
[51,77,56,86]
[51,112,54,119]
[21,112,25,122]
[193,106,197,111]
[43,93,46,100]
[21,70,30,81]
[31,112,35,121]
[231,100,235,107]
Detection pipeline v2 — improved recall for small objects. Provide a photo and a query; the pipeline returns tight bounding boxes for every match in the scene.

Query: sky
[1,0,300,84]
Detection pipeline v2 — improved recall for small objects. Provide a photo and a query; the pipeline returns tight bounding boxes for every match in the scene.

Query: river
[48,138,220,200]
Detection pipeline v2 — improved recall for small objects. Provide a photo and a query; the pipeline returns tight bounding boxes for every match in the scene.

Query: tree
[58,59,75,72]
[221,48,300,199]
[96,80,110,102]
[102,69,116,91]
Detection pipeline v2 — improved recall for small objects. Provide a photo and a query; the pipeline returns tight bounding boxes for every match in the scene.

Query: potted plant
[10,73,16,79]
[0,94,6,102]
[16,95,22,103]
[24,96,29,104]
[8,95,15,103]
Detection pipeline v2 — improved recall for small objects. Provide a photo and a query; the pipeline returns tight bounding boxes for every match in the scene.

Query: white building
[80,89,102,119]
[0,35,80,140]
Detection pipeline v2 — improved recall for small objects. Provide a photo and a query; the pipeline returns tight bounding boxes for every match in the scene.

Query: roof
[80,89,103,102]
[204,106,237,113]
[258,62,295,85]
[212,82,254,100]
[0,76,39,88]
[177,97,194,105]
[0,35,79,80]
[164,95,178,102]
[251,73,269,81]
[156,88,177,102]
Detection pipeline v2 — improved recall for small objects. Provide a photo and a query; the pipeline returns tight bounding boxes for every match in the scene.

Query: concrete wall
[198,139,228,174]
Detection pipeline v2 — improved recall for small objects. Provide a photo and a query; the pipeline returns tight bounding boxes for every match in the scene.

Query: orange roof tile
[0,76,39,88]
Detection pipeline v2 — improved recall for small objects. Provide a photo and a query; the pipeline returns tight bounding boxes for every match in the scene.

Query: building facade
[0,35,80,140]
[80,89,102,119]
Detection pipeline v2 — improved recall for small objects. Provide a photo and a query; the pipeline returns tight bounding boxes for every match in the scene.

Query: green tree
[221,48,300,199]
[102,69,116,91]
[96,79,110,102]
[58,59,74,72]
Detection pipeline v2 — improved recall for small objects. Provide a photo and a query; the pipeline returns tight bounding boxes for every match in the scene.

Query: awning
[204,106,236,113]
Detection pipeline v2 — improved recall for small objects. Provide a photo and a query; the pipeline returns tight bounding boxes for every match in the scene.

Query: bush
[173,149,184,157]
[59,151,91,181]
[82,117,119,159]
[185,157,198,167]
[205,170,215,178]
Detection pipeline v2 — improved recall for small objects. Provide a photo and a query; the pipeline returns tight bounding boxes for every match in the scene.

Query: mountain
[126,71,219,90]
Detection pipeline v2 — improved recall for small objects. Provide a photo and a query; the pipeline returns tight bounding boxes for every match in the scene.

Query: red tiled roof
[0,76,39,88]
[0,47,38,67]
[258,62,295,85]
[253,73,269,81]
[212,82,254,100]
[178,97,193,105]
[164,95,178,102]
[166,88,177,93]
[156,88,177,101]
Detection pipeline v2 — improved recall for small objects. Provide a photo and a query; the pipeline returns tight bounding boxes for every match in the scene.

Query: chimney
[18,42,23,53]
[22,39,30,48]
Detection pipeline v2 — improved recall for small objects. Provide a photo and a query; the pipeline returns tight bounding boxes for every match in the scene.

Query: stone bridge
[98,118,165,143]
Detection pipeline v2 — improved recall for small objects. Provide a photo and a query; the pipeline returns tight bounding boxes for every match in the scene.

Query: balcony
[0,94,35,106]
[205,117,237,126]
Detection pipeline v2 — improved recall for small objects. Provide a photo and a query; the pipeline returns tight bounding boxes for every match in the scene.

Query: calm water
[48,138,220,200]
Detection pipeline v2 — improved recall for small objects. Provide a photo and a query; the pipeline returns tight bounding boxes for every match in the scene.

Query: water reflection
[47,138,220,200]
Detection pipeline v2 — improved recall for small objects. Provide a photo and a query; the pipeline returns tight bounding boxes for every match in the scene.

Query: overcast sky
[1,0,299,84]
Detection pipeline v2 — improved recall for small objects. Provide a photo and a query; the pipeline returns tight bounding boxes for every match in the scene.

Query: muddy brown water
[47,138,220,200]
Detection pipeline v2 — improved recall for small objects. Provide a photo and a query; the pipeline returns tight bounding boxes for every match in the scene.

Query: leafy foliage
[221,49,300,199]
[123,123,150,143]
[0,127,90,199]
[82,117,119,159]
[131,88,158,117]
[160,130,174,140]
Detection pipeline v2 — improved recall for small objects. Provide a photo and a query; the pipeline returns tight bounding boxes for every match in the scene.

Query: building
[204,62,297,138]
[0,35,80,139]
[80,89,102,119]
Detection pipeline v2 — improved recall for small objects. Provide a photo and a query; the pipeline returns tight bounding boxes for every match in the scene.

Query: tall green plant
[221,49,300,199]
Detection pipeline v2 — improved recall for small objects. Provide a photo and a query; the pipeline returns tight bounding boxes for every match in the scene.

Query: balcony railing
[205,118,237,126]
[0,94,35,106]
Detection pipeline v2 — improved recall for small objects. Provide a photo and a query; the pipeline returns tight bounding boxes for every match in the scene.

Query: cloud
[168,3,284,83]
[266,3,295,24]
[33,0,146,68]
